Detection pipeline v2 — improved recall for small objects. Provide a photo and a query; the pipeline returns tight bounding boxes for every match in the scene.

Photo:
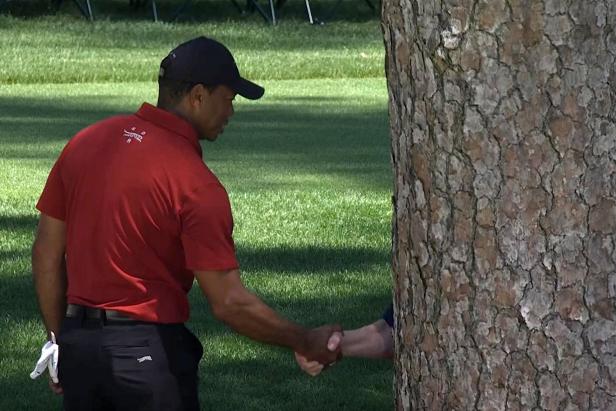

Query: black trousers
[58,315,203,411]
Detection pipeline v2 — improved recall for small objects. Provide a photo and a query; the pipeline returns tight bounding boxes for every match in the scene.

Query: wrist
[293,327,311,355]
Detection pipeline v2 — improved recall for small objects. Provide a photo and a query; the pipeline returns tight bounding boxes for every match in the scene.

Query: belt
[65,304,138,323]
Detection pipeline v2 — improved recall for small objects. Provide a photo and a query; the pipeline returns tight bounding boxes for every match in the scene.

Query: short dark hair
[157,78,217,108]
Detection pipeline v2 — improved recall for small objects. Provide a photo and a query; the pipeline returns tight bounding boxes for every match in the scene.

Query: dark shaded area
[0,0,379,23]
[0,94,387,142]
[236,244,389,273]
[0,93,391,190]
[2,286,392,409]
[0,97,123,128]
[0,248,30,263]
[0,239,389,323]
[0,208,392,408]
[198,356,391,410]
[3,335,391,411]
[0,214,38,231]
[0,242,392,410]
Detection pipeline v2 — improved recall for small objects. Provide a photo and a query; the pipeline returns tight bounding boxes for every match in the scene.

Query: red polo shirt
[36,103,239,323]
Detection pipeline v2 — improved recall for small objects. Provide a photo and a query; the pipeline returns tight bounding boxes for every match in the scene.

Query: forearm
[32,246,67,338]
[213,287,308,353]
[197,268,341,364]
[341,320,393,359]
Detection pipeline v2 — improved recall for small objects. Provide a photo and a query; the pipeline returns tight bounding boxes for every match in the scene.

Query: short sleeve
[382,303,394,328]
[36,156,66,221]
[180,183,239,271]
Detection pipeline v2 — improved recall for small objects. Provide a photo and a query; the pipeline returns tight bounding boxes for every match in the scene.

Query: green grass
[0,10,384,84]
[0,11,392,411]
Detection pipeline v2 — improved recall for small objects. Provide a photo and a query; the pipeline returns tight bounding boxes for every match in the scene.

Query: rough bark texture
[382,1,616,409]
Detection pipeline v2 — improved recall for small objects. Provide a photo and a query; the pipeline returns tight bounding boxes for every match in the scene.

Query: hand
[326,331,343,352]
[48,378,63,395]
[295,330,344,376]
[299,324,343,365]
[294,352,323,376]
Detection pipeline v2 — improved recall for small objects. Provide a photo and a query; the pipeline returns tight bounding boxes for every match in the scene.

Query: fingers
[322,324,343,363]
[327,331,343,352]
[302,324,344,365]
[48,378,63,395]
[294,352,324,376]
[49,345,59,383]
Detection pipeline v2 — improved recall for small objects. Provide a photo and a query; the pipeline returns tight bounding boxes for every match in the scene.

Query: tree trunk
[382,0,616,409]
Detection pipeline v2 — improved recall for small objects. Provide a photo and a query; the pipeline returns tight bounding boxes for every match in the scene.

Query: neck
[158,102,192,125]
[156,101,203,140]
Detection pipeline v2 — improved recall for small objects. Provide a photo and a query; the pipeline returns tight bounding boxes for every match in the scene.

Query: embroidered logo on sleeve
[123,126,147,144]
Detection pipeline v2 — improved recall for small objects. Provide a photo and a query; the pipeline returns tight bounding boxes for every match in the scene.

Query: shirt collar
[135,103,202,155]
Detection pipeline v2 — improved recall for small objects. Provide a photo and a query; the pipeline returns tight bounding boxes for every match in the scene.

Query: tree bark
[382,0,616,409]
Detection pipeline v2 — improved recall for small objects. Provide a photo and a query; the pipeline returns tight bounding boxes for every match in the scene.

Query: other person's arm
[335,319,393,358]
[294,318,393,376]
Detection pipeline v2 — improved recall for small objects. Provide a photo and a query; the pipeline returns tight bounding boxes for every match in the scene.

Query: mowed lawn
[0,12,392,411]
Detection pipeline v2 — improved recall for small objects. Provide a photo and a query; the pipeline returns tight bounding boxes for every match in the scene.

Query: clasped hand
[296,327,344,376]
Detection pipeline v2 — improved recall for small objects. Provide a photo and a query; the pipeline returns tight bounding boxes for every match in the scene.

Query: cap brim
[231,77,265,100]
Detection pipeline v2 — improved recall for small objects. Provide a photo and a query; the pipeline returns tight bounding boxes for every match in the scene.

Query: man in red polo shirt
[31,37,341,411]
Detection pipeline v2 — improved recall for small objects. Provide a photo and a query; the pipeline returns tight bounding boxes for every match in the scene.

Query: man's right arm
[194,268,341,365]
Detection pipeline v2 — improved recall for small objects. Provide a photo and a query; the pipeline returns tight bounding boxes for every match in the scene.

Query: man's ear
[187,83,210,109]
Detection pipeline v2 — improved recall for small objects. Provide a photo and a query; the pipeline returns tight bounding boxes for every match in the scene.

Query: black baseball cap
[159,36,264,100]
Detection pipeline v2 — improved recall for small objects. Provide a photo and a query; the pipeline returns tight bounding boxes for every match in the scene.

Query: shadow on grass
[198,356,392,411]
[0,213,392,409]
[237,244,389,273]
[2,336,391,411]
[1,291,392,410]
[0,214,38,231]
[0,93,390,189]
[1,215,389,272]
[0,268,392,410]
[0,218,391,338]
[0,222,390,323]
[0,94,387,142]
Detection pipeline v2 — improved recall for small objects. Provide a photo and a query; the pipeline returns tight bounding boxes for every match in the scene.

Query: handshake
[295,325,344,376]
[295,316,394,375]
